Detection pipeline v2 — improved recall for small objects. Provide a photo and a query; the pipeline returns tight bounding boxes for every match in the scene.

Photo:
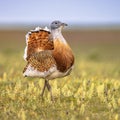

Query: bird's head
[50,20,68,30]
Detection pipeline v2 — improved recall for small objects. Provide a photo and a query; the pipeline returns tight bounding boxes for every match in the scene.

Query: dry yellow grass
[0,29,120,120]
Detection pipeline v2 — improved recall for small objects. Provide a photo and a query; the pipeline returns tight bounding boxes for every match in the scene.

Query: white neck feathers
[51,28,67,44]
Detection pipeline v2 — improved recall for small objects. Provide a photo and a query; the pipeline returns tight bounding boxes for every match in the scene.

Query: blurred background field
[0,0,120,120]
[0,28,120,79]
[0,27,120,120]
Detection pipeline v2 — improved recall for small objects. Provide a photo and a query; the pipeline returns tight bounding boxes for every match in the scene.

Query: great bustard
[23,21,74,100]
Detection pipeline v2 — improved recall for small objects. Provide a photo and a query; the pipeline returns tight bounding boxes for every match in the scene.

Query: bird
[23,20,74,100]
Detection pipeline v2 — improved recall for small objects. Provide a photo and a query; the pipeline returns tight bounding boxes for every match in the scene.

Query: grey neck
[51,28,67,44]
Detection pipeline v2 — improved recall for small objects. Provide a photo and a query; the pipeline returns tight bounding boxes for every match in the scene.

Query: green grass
[0,42,120,120]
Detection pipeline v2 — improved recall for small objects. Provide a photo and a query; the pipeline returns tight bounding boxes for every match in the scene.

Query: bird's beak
[61,23,68,27]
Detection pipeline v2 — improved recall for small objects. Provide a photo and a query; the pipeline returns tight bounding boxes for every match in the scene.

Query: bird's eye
[55,22,57,24]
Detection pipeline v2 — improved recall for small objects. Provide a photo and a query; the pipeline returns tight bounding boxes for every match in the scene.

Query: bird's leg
[41,79,47,98]
[46,80,54,101]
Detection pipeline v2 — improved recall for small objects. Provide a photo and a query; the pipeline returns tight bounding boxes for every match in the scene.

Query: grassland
[0,29,120,120]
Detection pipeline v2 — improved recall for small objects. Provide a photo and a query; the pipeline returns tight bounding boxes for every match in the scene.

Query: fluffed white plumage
[23,64,57,78]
